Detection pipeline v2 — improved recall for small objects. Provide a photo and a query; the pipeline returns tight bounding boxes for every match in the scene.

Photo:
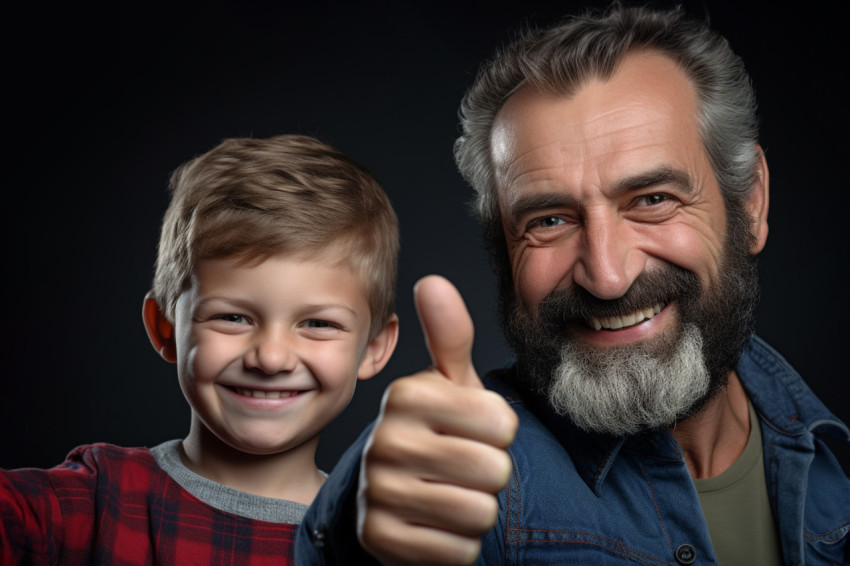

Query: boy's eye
[306,320,335,329]
[219,314,248,324]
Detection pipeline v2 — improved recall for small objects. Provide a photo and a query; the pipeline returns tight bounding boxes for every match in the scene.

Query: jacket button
[675,544,696,564]
[312,524,327,549]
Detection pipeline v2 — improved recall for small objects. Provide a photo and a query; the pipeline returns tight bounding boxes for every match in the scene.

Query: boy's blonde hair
[152,134,399,338]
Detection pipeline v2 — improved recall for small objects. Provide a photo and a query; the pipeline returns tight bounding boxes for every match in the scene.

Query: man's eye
[523,214,576,243]
[535,216,565,228]
[637,194,667,206]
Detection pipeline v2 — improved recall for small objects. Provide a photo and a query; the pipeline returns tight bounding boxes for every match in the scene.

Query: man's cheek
[517,257,569,310]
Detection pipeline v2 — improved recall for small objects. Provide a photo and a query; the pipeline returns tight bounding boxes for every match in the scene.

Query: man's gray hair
[454,4,760,226]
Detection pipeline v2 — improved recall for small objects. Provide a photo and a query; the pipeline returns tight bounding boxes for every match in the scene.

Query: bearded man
[297,5,849,565]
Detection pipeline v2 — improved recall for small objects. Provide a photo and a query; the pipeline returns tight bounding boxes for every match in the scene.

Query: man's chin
[546,323,712,437]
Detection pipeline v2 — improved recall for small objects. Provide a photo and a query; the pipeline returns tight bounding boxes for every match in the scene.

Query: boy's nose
[244,330,298,375]
[571,214,645,300]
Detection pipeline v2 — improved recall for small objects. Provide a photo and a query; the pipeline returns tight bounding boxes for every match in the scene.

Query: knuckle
[358,512,400,556]
[455,539,483,566]
[457,491,500,534]
[359,468,406,508]
[476,494,501,533]
[366,423,420,465]
[482,451,513,492]
[382,375,437,411]
[495,450,514,485]
[484,393,519,446]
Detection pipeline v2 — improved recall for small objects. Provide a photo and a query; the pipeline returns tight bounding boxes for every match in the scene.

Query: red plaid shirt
[1,443,297,565]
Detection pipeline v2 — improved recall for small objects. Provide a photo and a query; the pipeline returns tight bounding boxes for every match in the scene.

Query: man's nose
[571,213,644,300]
[244,328,298,375]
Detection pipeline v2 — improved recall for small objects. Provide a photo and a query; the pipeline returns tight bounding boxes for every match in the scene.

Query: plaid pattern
[1,443,297,565]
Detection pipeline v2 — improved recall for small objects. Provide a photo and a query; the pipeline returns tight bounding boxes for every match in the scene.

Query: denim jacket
[296,336,849,565]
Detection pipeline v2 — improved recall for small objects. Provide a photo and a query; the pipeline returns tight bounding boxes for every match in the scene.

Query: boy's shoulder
[1,442,168,564]
[2,441,301,564]
[2,442,165,528]
[0,441,297,565]
[61,442,156,472]
[3,442,157,486]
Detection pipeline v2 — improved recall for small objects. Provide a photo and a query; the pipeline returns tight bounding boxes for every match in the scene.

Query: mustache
[534,265,701,326]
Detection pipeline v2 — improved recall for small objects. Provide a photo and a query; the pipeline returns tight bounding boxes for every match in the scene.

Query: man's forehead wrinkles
[500,141,564,175]
[500,133,592,176]
[498,122,656,186]
[497,143,574,203]
[500,163,580,216]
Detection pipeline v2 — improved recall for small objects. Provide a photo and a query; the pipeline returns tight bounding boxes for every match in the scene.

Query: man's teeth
[234,388,298,399]
[589,304,663,331]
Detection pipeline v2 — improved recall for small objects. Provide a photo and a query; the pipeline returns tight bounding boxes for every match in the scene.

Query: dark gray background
[3,0,848,473]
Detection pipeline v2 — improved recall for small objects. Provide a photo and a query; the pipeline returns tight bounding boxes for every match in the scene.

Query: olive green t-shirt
[693,400,783,564]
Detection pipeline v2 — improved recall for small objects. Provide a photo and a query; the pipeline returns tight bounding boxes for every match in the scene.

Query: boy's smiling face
[152,252,394,458]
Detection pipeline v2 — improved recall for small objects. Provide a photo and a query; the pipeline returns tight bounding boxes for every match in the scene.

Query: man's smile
[587,303,664,331]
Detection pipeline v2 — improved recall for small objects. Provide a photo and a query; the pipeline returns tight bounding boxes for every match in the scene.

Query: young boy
[1,134,400,564]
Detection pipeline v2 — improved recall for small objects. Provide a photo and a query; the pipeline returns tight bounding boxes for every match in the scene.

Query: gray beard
[547,323,709,436]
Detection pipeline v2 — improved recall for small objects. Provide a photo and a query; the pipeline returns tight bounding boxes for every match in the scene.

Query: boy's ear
[357,314,400,381]
[142,291,178,363]
[745,144,770,255]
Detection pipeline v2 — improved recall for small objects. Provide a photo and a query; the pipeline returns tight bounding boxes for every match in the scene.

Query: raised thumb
[414,275,482,389]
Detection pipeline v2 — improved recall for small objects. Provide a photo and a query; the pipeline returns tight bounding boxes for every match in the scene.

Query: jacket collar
[484,335,847,495]
[738,335,848,441]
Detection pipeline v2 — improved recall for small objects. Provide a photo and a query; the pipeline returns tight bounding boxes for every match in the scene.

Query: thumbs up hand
[357,275,519,565]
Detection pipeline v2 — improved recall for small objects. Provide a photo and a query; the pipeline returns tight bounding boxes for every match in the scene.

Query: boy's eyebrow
[302,303,360,316]
[196,296,360,316]
[192,295,252,316]
[196,295,248,308]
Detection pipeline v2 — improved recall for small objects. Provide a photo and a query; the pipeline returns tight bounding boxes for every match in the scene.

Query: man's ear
[357,314,400,381]
[142,291,178,363]
[745,145,770,255]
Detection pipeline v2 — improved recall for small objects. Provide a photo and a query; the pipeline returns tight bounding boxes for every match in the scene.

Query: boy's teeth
[588,303,664,331]
[234,388,296,399]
